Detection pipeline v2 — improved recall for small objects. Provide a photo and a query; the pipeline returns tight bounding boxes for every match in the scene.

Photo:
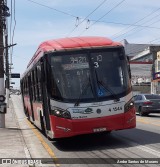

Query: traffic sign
[11,82,15,84]
[11,73,20,78]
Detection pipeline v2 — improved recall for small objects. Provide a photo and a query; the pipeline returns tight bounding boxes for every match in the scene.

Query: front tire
[25,109,30,121]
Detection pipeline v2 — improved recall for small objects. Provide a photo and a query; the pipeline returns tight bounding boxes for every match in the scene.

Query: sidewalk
[0,97,29,166]
[0,95,53,167]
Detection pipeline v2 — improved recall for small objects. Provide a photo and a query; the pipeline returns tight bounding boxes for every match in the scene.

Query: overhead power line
[114,16,160,41]
[149,37,160,43]
[25,0,160,38]
[92,20,160,30]
[8,0,16,64]
[78,0,126,36]
[26,0,160,42]
[27,0,77,18]
[67,0,108,37]
[111,7,160,39]
[9,0,13,48]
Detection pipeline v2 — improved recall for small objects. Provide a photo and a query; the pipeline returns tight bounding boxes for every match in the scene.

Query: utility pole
[5,16,9,107]
[2,0,14,109]
[4,0,13,108]
[0,0,6,128]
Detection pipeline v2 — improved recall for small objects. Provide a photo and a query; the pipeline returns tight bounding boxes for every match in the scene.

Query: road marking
[137,118,160,127]
[137,117,160,122]
[115,135,160,158]
[130,141,160,158]
[136,145,160,157]
[26,119,60,167]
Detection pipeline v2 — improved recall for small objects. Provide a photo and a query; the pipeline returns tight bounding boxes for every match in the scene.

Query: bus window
[31,71,36,101]
[50,53,94,101]
[90,50,130,97]
[37,63,42,101]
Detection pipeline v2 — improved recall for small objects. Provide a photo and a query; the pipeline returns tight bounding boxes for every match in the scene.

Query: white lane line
[136,145,160,157]
[115,134,160,157]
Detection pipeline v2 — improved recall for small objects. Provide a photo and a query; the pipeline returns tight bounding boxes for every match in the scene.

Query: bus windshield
[49,48,130,102]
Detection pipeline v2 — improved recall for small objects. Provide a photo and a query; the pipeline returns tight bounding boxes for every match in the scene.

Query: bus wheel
[24,107,28,117]
[98,131,112,136]
[25,109,30,121]
[24,107,27,116]
[40,114,47,137]
[106,131,112,134]
[103,131,112,135]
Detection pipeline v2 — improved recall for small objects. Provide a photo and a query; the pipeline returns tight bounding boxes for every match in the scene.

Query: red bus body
[21,37,136,139]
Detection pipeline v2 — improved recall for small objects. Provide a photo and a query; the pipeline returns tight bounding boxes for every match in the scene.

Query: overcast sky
[8,0,160,88]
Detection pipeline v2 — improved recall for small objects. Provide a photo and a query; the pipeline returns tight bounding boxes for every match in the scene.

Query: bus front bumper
[50,109,136,139]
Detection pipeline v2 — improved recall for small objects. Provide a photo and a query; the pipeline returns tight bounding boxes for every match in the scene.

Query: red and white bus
[20,36,136,139]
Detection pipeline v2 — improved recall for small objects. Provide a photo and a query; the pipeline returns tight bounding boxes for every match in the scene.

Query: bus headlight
[52,109,71,119]
[124,99,135,113]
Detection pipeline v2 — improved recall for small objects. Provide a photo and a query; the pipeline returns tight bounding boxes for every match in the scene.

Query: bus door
[40,57,51,131]
[28,74,35,121]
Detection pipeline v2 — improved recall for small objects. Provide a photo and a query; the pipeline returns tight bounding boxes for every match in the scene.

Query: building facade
[122,39,160,94]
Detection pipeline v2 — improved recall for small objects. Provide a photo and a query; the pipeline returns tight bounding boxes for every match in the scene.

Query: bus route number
[94,62,99,68]
[70,57,87,64]
[93,55,102,68]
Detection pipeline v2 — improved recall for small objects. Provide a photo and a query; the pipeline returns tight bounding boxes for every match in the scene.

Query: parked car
[134,94,160,116]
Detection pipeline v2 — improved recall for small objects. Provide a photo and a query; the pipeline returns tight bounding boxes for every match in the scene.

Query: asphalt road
[44,114,160,167]
[13,95,160,167]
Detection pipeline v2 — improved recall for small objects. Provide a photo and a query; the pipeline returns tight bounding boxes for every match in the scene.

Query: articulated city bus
[20,36,136,139]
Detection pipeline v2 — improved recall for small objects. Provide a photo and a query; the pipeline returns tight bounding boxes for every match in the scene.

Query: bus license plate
[93,127,106,132]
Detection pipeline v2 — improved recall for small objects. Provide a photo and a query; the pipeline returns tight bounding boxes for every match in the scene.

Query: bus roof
[27,36,122,68]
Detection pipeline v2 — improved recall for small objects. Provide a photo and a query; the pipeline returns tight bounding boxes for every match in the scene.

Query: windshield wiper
[74,76,94,106]
[97,80,120,101]
[94,69,120,101]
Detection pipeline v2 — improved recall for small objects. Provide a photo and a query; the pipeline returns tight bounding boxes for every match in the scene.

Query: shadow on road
[52,128,160,152]
[145,114,160,118]
[136,113,160,118]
